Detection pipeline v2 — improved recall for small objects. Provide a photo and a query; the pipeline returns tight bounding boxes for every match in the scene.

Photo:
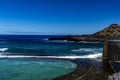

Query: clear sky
[0,0,120,35]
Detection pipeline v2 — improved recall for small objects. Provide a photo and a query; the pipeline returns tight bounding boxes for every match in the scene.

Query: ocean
[0,35,104,80]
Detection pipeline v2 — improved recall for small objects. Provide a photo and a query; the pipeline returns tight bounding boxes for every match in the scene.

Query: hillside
[92,24,120,38]
[49,24,120,42]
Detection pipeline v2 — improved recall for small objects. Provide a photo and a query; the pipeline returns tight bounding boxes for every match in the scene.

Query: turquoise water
[0,35,103,80]
[0,58,77,80]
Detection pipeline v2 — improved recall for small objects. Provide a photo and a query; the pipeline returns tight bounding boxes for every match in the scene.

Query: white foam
[44,38,48,40]
[0,53,102,59]
[50,40,68,43]
[71,48,103,52]
[78,41,102,43]
[72,48,95,52]
[0,48,8,52]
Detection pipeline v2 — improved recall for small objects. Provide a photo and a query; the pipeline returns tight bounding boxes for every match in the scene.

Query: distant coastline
[49,24,120,42]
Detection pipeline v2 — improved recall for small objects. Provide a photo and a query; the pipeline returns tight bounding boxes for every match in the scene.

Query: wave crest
[71,48,103,52]
[72,48,94,52]
[0,48,8,52]
[0,53,102,59]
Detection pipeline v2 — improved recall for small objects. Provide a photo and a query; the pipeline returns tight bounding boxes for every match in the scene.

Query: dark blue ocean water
[0,35,103,80]
[0,35,103,57]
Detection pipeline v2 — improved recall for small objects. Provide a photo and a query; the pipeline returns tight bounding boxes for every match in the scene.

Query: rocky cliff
[92,24,120,39]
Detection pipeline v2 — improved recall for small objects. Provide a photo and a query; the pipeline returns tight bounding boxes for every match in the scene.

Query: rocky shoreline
[50,24,120,80]
[49,35,104,42]
[49,24,120,42]
[52,59,114,80]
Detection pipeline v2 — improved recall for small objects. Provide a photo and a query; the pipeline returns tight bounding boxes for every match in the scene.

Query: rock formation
[92,24,120,39]
[49,24,120,42]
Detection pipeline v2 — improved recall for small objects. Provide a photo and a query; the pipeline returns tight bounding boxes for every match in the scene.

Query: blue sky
[0,0,120,35]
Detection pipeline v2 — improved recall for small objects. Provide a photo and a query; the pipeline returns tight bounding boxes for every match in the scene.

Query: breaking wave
[72,48,94,52]
[71,48,103,52]
[0,53,102,59]
[0,48,8,52]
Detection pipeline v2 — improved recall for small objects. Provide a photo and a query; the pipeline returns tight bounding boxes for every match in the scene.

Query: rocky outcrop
[49,24,120,42]
[92,24,120,39]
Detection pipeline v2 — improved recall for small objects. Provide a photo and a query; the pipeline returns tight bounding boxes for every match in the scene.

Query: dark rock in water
[48,24,120,42]
[49,37,66,40]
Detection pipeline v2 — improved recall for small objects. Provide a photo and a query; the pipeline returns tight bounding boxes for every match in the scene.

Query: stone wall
[103,40,120,61]
[107,40,120,61]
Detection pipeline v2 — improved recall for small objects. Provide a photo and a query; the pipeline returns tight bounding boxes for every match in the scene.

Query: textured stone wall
[107,41,120,61]
[106,40,120,80]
